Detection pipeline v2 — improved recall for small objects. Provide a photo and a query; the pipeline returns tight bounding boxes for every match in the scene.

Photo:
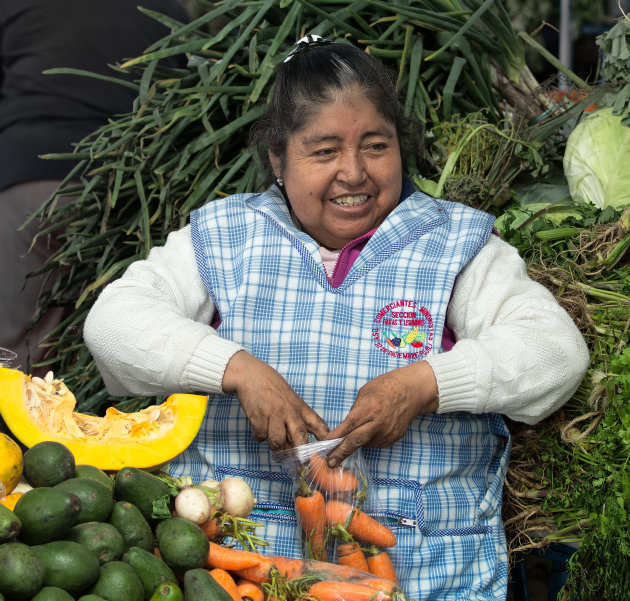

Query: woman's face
[270,87,403,250]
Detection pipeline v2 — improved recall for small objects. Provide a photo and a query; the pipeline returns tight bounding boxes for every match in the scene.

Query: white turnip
[174,485,212,524]
[198,476,257,518]
[218,476,257,518]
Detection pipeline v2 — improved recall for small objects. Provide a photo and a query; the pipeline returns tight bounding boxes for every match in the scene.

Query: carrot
[309,454,360,497]
[325,500,396,548]
[206,541,262,571]
[352,577,398,594]
[295,488,327,560]
[337,540,369,572]
[236,578,264,601]
[307,559,375,582]
[308,580,392,601]
[209,568,242,601]
[366,547,397,583]
[200,514,223,539]
[268,556,308,580]
[231,555,277,583]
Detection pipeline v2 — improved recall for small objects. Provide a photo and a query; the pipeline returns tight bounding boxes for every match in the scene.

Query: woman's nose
[337,151,366,185]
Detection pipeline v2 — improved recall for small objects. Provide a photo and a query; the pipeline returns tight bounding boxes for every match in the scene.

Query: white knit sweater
[83,225,590,425]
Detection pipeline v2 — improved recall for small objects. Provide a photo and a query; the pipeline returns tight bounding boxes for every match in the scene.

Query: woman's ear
[268,151,282,180]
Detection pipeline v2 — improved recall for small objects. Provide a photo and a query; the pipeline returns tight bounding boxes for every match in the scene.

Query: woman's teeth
[331,195,368,207]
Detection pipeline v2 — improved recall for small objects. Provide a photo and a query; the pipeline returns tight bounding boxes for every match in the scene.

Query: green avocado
[0,541,45,600]
[12,487,81,545]
[0,503,21,543]
[89,560,144,601]
[30,586,76,601]
[123,546,177,601]
[74,464,115,494]
[54,477,114,523]
[114,467,172,525]
[65,521,125,564]
[183,568,233,601]
[31,540,101,597]
[22,441,76,488]
[155,517,209,573]
[109,500,155,553]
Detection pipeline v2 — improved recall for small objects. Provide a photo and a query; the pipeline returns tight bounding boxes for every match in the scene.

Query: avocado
[109,500,155,553]
[22,441,75,488]
[77,596,108,601]
[0,541,45,600]
[12,487,81,545]
[123,546,177,601]
[89,560,144,601]
[0,503,21,542]
[183,568,233,601]
[65,521,125,564]
[114,467,172,524]
[30,586,76,601]
[155,516,209,573]
[31,540,101,597]
[54,477,114,523]
[74,464,115,494]
[149,582,184,601]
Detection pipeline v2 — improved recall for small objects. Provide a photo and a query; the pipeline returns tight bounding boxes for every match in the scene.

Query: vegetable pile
[19,0,630,598]
[0,435,404,601]
[497,202,630,600]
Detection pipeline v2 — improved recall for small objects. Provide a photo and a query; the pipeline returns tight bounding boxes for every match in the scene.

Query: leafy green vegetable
[596,15,630,125]
[563,108,630,209]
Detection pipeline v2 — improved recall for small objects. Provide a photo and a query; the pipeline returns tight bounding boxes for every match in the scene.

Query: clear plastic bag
[273,438,398,585]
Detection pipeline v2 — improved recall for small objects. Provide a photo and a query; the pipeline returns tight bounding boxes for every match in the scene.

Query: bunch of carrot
[202,540,406,601]
[184,450,402,600]
[293,452,399,586]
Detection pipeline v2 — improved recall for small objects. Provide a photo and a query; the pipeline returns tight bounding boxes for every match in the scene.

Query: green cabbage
[563,107,630,209]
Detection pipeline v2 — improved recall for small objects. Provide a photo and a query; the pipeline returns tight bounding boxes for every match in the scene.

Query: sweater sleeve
[425,235,590,424]
[83,225,244,397]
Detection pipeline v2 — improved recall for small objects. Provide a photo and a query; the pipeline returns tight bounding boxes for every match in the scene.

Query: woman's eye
[313,148,334,157]
[368,142,387,151]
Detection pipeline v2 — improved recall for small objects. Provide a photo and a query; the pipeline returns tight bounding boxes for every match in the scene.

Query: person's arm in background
[83,225,329,449]
[325,234,590,466]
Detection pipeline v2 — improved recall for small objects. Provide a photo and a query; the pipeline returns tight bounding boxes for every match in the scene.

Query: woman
[84,36,590,599]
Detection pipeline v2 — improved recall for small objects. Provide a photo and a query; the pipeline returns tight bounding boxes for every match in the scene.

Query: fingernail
[327,458,338,468]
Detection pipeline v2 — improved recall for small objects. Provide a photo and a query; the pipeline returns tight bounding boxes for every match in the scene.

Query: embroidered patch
[372,300,434,358]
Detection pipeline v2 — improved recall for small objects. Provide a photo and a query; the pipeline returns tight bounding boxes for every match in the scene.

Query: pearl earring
[276,177,284,187]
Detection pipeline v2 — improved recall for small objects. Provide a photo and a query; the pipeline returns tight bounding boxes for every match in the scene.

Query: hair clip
[283,34,331,63]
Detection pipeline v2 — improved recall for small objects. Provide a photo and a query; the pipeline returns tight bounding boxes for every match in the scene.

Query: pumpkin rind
[0,432,23,495]
[0,368,207,471]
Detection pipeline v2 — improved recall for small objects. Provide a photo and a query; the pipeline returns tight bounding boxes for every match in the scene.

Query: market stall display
[4,1,630,599]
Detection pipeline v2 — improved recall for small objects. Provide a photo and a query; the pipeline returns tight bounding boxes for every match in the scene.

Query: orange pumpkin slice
[0,367,207,471]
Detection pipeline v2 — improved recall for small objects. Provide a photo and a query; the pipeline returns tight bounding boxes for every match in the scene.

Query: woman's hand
[324,361,439,467]
[222,350,329,451]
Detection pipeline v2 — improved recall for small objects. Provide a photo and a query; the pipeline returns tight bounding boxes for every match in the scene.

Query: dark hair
[250,41,418,183]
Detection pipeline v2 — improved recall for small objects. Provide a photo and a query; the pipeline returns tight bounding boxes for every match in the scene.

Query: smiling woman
[82,36,590,600]
[268,87,402,249]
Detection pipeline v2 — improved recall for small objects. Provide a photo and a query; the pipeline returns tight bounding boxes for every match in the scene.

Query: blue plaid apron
[171,188,511,600]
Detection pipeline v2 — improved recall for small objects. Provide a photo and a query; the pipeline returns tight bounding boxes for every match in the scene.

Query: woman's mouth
[330,195,369,207]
